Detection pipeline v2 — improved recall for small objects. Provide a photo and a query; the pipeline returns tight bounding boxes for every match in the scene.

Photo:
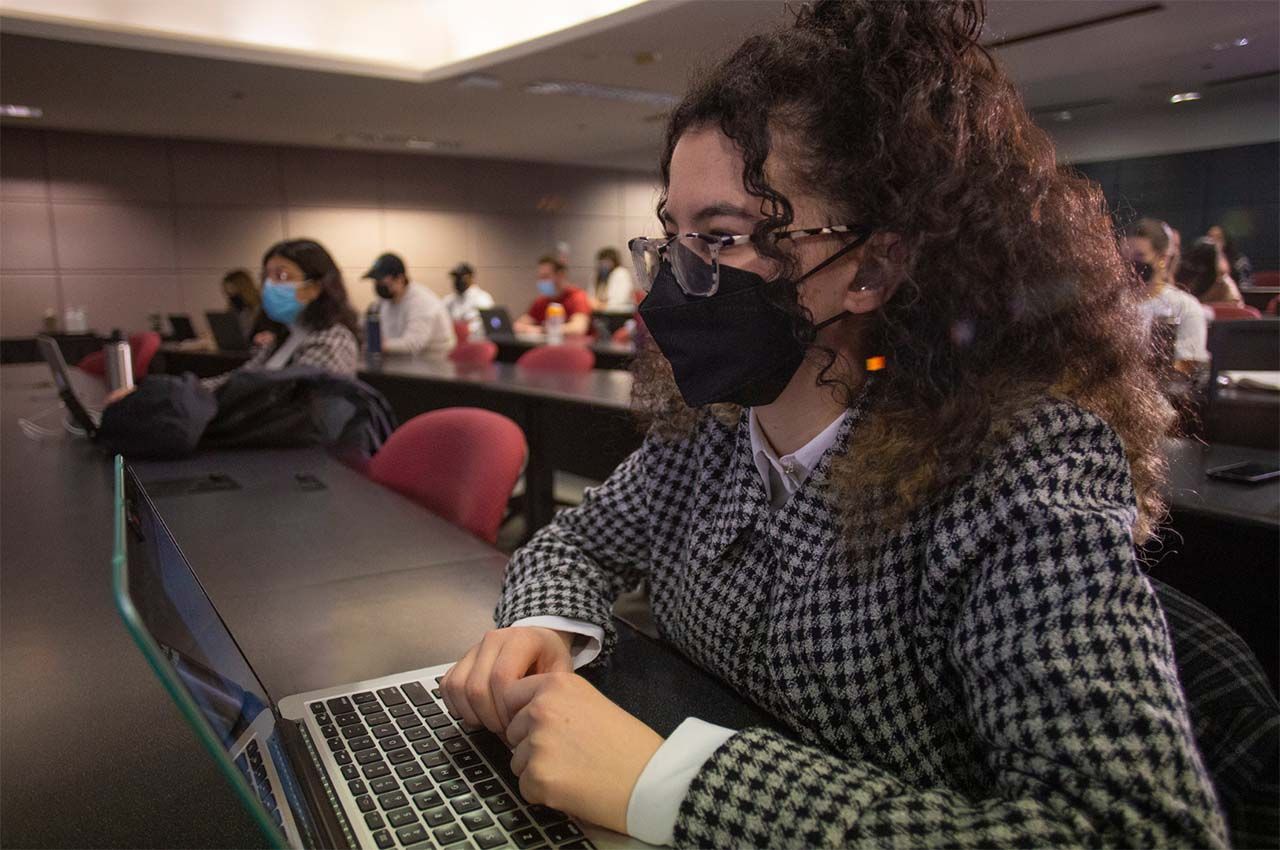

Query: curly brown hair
[632,0,1172,542]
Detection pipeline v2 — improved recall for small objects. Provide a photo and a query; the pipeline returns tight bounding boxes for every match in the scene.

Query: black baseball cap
[449,263,474,278]
[364,253,406,280]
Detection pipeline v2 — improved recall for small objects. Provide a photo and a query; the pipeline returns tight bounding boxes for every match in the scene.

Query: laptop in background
[113,459,634,850]
[37,334,100,436]
[478,308,514,338]
[207,311,251,351]
[169,314,197,342]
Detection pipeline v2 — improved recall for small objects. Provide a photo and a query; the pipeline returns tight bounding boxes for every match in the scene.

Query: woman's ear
[843,233,903,314]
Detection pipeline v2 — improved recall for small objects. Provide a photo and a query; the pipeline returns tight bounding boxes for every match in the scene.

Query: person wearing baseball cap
[442,262,495,338]
[363,252,455,357]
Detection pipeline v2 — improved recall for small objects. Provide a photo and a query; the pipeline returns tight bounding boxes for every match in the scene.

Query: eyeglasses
[262,269,307,285]
[628,224,872,297]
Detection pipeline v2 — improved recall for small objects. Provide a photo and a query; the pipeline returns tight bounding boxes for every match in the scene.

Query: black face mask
[1133,260,1153,284]
[639,239,865,408]
[375,282,394,300]
[452,276,469,295]
[228,294,247,311]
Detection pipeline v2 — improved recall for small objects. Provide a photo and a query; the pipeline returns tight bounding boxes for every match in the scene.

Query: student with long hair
[442,3,1224,847]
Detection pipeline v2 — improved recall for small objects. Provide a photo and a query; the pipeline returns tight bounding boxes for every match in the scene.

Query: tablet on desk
[1206,461,1280,484]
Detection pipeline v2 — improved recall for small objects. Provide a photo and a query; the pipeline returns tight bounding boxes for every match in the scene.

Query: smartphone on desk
[1205,461,1280,484]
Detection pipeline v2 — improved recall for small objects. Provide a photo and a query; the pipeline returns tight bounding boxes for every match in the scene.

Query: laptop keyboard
[235,738,285,829]
[309,677,596,850]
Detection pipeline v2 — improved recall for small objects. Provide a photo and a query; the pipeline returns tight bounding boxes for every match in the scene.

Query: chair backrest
[1267,295,1279,317]
[516,344,595,373]
[452,320,470,344]
[366,407,526,543]
[448,340,498,367]
[128,332,162,378]
[1251,270,1280,288]
[76,348,107,377]
[1208,303,1262,322]
[1207,318,1280,389]
[1149,578,1279,849]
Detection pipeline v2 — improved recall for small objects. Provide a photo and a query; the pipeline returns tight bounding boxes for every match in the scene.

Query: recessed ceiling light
[525,81,678,107]
[1,104,42,118]
[1234,37,1250,47]
[1170,92,1202,104]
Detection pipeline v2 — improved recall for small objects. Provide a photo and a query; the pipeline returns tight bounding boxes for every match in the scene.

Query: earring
[865,355,886,371]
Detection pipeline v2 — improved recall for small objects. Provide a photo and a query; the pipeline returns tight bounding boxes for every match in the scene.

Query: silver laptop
[113,458,642,850]
[37,334,101,435]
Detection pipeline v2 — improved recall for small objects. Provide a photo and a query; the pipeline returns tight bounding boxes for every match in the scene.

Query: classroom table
[0,363,773,849]
[1240,286,1280,312]
[0,332,105,365]
[485,334,635,370]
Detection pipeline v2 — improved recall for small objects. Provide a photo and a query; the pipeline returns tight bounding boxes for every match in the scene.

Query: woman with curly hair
[441,2,1225,847]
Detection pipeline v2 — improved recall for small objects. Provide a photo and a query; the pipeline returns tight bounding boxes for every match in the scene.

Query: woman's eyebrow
[661,202,757,230]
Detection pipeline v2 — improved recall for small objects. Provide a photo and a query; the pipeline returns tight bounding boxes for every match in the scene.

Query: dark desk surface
[0,363,766,849]
[1164,438,1280,530]
[362,357,633,411]
[484,334,635,371]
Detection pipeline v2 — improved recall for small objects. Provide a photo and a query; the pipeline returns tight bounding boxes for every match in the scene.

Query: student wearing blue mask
[440,2,1227,848]
[512,255,592,336]
[202,239,359,392]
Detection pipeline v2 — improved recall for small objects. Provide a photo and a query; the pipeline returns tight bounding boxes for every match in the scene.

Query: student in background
[594,248,636,312]
[1206,224,1254,287]
[1177,238,1245,308]
[440,2,1224,847]
[442,262,495,338]
[1127,217,1208,373]
[220,268,282,341]
[513,255,591,335]
[364,252,455,357]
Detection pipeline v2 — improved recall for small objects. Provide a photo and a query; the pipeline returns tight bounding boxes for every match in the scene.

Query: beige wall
[0,128,662,338]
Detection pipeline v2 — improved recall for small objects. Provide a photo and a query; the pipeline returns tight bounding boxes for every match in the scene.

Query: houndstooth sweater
[495,394,1228,848]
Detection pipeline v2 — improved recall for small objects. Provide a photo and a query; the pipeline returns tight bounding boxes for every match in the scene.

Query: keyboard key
[381,736,408,753]
[404,776,432,795]
[389,704,414,718]
[248,740,261,757]
[355,794,376,812]
[356,748,385,765]
[388,748,416,765]
[363,763,392,780]
[378,791,409,811]
[511,827,543,848]
[413,790,443,810]
[421,751,449,768]
[446,705,462,721]
[424,806,455,828]
[327,738,346,753]
[401,681,433,706]
[461,721,486,735]
[371,775,399,795]
[461,811,494,831]
[377,687,407,707]
[435,726,461,741]
[348,779,367,795]
[498,810,531,831]
[419,703,445,718]
[463,765,493,783]
[433,824,467,846]
[342,724,368,740]
[405,726,432,742]
[366,712,392,726]
[544,822,584,844]
[359,702,385,716]
[372,724,398,739]
[412,739,440,754]
[450,794,481,815]
[395,762,425,780]
[426,714,453,729]
[486,795,517,814]
[333,751,353,765]
[395,823,429,847]
[560,842,592,850]
[365,811,385,830]
[320,724,338,739]
[260,792,277,812]
[372,828,394,849]
[336,712,361,727]
[315,711,332,726]
[387,807,419,828]
[444,740,474,756]
[398,715,424,730]
[353,691,378,704]
[309,702,326,714]
[473,827,507,850]
[340,764,360,781]
[432,688,442,699]
[430,765,460,782]
[474,779,505,799]
[326,696,354,716]
[453,750,481,768]
[440,779,470,798]
[349,736,376,751]
[528,806,567,828]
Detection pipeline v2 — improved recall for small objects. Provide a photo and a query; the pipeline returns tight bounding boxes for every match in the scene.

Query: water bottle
[365,305,382,363]
[105,329,134,393]
[544,302,565,344]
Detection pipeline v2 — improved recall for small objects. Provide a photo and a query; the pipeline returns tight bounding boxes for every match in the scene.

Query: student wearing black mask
[363,252,455,356]
[220,268,279,341]
[442,262,494,338]
[441,3,1224,848]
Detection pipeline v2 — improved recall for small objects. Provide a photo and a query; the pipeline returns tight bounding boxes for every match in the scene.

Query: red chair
[1251,270,1280,288]
[1208,303,1262,321]
[452,320,470,344]
[75,331,162,379]
[448,340,498,367]
[516,344,595,373]
[367,408,526,543]
[1266,295,1278,316]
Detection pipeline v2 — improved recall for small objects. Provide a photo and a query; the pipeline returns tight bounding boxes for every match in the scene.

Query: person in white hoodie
[442,262,495,338]
[364,252,455,357]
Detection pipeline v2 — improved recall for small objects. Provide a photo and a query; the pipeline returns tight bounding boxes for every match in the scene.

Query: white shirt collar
[748,407,850,510]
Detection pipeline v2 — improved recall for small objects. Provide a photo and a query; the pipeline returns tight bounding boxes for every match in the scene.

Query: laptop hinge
[278,718,358,850]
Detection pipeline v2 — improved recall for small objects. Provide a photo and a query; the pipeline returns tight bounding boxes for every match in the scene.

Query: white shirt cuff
[507,616,603,669]
[626,718,737,846]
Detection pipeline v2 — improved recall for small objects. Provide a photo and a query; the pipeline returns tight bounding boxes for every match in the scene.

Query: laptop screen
[113,461,317,848]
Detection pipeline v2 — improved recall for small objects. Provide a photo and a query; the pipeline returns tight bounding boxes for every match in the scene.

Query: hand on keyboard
[441,627,574,735]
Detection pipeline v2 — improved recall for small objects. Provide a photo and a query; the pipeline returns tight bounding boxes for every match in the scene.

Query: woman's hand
[104,385,137,406]
[440,627,574,735]
[503,673,664,834]
[252,330,276,349]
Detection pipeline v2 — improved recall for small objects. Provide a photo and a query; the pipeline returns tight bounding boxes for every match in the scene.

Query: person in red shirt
[514,256,592,335]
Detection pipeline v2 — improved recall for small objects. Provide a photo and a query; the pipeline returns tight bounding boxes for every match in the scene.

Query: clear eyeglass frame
[628,223,871,298]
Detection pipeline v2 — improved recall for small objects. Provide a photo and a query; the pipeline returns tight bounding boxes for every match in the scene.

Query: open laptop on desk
[113,458,642,850]
[169,314,198,342]
[478,308,515,338]
[37,334,100,436]
[207,311,252,351]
